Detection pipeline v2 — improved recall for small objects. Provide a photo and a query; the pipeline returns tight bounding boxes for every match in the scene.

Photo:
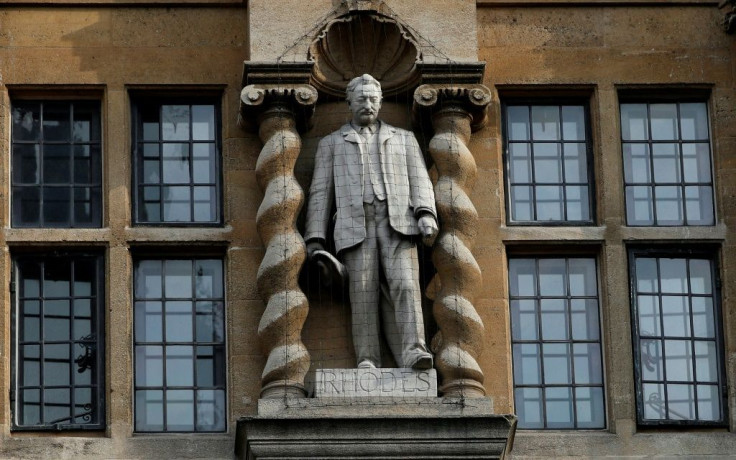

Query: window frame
[132,256,227,433]
[501,98,596,226]
[130,95,224,227]
[10,99,104,228]
[618,95,715,227]
[508,254,606,430]
[10,251,106,431]
[628,246,728,427]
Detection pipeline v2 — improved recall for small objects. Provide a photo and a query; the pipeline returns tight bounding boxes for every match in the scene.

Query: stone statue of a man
[305,74,438,370]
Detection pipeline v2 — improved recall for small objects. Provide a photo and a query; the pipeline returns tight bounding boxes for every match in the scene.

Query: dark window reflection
[13,255,104,430]
[11,101,102,228]
[134,258,225,432]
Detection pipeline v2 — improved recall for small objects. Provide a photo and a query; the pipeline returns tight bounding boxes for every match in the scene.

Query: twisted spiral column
[414,85,492,397]
[241,85,318,398]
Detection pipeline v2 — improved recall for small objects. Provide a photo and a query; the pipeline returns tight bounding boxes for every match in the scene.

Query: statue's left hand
[418,214,439,246]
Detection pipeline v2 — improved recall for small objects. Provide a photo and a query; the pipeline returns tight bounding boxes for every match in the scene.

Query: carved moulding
[240,82,318,398]
[413,83,492,398]
[308,12,421,99]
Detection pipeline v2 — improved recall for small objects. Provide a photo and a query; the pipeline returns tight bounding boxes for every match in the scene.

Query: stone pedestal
[235,397,516,459]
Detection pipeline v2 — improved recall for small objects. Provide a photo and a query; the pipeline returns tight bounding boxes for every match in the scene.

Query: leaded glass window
[621,102,714,226]
[134,258,226,432]
[12,254,105,430]
[630,249,726,425]
[11,101,102,227]
[132,99,221,225]
[504,103,594,224]
[509,257,605,429]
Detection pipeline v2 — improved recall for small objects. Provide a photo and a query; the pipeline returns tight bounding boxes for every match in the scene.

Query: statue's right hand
[306,241,325,259]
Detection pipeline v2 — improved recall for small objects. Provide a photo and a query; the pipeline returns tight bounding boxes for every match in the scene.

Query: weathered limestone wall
[0,6,252,458]
[476,4,736,457]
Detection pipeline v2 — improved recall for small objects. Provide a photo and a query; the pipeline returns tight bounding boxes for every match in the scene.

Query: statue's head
[346,74,382,127]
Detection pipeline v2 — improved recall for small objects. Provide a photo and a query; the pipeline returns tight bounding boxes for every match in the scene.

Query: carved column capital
[413,84,492,132]
[239,84,318,132]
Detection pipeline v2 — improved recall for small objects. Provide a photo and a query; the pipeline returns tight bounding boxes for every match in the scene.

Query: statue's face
[347,82,382,127]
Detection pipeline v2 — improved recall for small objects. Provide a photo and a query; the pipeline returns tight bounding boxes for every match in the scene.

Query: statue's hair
[346,74,382,100]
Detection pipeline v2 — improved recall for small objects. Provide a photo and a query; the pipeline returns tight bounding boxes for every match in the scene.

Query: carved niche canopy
[308,12,421,98]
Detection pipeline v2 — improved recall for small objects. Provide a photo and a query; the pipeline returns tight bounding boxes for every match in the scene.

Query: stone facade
[0,0,734,458]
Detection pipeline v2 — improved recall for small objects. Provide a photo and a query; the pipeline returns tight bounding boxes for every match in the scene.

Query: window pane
[13,187,41,226]
[694,341,717,383]
[135,301,163,342]
[563,143,587,183]
[507,106,529,141]
[192,106,216,141]
[166,390,195,431]
[43,103,71,142]
[509,259,536,297]
[193,144,216,184]
[640,339,663,380]
[510,299,538,341]
[637,295,661,337]
[661,295,690,337]
[635,258,658,293]
[13,144,40,184]
[166,301,193,342]
[508,143,531,184]
[165,260,192,298]
[535,185,563,221]
[664,340,693,382]
[135,345,163,387]
[135,390,164,431]
[642,383,665,420]
[573,343,603,384]
[74,145,101,185]
[621,104,649,141]
[626,186,654,225]
[513,344,541,385]
[13,103,41,141]
[533,143,562,183]
[193,186,216,222]
[667,384,695,420]
[166,346,194,387]
[196,302,225,343]
[44,144,72,184]
[575,387,605,428]
[571,299,599,341]
[561,106,585,141]
[43,187,71,225]
[568,259,596,296]
[540,298,568,340]
[565,186,589,221]
[697,385,720,421]
[543,343,571,385]
[681,144,711,183]
[162,105,190,141]
[195,260,224,299]
[163,186,191,222]
[515,387,544,429]
[691,297,715,338]
[650,104,678,140]
[135,260,162,298]
[654,186,683,225]
[162,143,191,184]
[531,106,560,141]
[679,103,708,140]
[659,259,687,293]
[510,185,533,221]
[73,102,101,142]
[685,186,714,225]
[651,143,680,183]
[538,259,566,296]
[623,143,650,184]
[196,389,225,431]
[544,387,574,428]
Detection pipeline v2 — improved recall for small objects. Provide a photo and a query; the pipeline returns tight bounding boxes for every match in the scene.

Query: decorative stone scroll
[413,84,492,398]
[240,82,318,398]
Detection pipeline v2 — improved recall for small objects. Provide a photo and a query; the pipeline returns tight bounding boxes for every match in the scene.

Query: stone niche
[236,2,516,458]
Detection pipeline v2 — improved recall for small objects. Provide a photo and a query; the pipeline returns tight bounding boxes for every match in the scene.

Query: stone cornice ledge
[477,0,717,5]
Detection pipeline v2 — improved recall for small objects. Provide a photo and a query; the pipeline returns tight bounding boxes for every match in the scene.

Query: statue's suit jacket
[305,122,437,254]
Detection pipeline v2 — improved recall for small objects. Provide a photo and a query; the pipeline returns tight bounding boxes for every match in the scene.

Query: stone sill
[4,226,234,244]
[501,223,727,243]
[0,0,244,4]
